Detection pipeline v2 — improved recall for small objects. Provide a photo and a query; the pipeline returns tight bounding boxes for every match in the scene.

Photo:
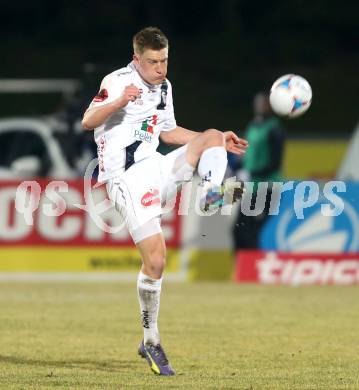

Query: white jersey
[89,62,177,183]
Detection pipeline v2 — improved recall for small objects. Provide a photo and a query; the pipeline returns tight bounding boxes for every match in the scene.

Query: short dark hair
[133,26,168,55]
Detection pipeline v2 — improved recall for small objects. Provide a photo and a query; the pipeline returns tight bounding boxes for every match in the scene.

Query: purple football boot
[201,181,245,212]
[138,341,175,376]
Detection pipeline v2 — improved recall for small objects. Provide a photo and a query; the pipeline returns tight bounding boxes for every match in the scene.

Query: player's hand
[223,131,248,155]
[119,84,140,105]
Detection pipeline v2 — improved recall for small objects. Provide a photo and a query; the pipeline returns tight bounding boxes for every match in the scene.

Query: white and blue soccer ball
[269,74,312,118]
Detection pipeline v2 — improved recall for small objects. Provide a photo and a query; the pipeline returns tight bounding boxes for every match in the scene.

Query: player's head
[132,27,169,85]
[253,92,272,117]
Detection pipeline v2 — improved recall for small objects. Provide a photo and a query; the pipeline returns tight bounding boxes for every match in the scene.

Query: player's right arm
[82,82,140,130]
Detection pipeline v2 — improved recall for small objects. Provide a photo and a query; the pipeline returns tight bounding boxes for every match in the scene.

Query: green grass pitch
[0,281,359,389]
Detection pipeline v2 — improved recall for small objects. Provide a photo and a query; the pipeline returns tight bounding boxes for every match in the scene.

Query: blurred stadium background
[1,1,359,388]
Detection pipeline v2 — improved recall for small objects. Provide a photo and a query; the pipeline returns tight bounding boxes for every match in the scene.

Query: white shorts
[106,145,194,243]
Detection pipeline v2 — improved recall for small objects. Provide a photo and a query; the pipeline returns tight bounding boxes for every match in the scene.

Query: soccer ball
[269,74,312,118]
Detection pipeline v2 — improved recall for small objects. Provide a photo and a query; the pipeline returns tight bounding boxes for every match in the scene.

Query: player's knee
[144,242,167,276]
[147,254,166,276]
[203,128,225,147]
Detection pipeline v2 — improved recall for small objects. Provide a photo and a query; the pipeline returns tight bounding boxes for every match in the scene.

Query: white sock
[137,271,162,346]
[198,146,227,187]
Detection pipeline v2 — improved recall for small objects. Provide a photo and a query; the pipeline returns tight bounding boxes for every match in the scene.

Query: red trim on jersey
[93,88,109,102]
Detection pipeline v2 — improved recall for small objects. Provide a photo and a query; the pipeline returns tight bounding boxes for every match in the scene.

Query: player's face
[133,48,168,85]
[254,93,271,116]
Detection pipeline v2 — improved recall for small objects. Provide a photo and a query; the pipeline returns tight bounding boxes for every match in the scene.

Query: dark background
[1,0,358,136]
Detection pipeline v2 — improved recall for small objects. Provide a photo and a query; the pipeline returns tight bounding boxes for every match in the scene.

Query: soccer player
[82,26,248,376]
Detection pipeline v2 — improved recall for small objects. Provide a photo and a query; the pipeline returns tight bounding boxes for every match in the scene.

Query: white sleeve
[161,81,177,132]
[88,73,124,109]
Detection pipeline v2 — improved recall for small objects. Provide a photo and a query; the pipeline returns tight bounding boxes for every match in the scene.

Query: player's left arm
[160,127,248,155]
[159,126,198,145]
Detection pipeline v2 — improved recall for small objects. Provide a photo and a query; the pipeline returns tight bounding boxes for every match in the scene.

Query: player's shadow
[0,354,137,372]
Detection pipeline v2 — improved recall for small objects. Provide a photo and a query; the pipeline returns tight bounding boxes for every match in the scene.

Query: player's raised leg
[186,128,227,185]
[135,228,175,376]
[186,129,245,211]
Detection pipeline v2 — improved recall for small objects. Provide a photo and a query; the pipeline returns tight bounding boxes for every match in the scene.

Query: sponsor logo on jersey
[93,88,108,102]
[135,88,144,105]
[134,130,152,143]
[141,189,160,207]
[134,115,158,143]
